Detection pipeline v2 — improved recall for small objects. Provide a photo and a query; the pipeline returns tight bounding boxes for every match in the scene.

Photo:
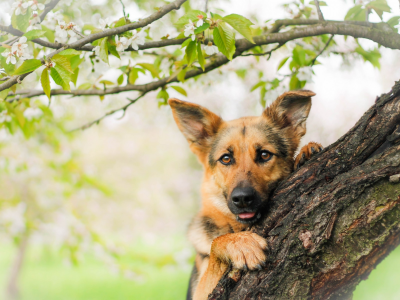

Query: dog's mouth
[236,211,262,224]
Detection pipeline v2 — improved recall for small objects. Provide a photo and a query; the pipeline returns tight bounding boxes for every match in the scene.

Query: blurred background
[1,0,400,299]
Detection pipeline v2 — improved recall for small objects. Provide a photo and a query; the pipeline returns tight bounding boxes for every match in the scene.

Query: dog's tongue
[238,212,256,219]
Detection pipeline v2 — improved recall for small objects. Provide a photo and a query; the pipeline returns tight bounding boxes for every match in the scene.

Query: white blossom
[297,67,313,82]
[55,21,68,38]
[0,111,12,123]
[115,35,129,52]
[1,51,17,65]
[196,15,204,27]
[99,17,112,31]
[12,0,28,15]
[204,42,219,55]
[27,11,41,31]
[130,30,146,50]
[0,68,6,75]
[25,0,45,10]
[184,19,196,41]
[12,36,30,59]
[24,107,43,120]
[55,20,77,42]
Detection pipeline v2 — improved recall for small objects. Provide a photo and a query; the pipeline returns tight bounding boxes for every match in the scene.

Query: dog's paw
[211,232,267,271]
[294,142,323,170]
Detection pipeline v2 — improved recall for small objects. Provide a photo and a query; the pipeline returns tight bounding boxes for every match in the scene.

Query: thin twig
[310,34,334,66]
[314,0,324,21]
[240,43,285,59]
[119,0,127,19]
[205,0,209,12]
[71,93,146,131]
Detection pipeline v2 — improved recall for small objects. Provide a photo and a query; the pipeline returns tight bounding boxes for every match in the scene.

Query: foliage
[0,0,400,285]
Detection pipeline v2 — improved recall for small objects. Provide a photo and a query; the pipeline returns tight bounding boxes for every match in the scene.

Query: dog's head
[169,90,315,224]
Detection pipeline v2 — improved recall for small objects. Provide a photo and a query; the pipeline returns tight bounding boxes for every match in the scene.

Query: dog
[168,90,322,300]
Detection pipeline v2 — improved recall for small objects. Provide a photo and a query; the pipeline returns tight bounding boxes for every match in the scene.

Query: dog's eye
[259,150,272,162]
[219,154,232,165]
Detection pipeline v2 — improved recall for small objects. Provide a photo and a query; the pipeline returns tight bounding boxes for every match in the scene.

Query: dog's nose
[231,187,256,208]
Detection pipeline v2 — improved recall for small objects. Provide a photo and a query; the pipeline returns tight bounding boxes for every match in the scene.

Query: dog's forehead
[210,116,289,157]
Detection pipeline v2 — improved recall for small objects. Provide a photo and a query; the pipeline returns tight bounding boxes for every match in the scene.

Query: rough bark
[208,81,400,300]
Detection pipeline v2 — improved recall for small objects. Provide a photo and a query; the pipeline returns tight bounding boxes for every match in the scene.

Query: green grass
[1,243,400,300]
[0,244,191,300]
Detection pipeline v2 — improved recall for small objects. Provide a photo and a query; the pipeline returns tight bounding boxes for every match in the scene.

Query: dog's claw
[294,142,323,170]
[256,264,263,270]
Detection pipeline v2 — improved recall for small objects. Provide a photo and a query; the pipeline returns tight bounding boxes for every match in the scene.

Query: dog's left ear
[263,90,315,137]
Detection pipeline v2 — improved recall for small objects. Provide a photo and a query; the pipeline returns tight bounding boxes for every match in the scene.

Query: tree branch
[209,81,400,299]
[0,0,187,92]
[71,93,146,131]
[310,34,334,66]
[314,0,325,21]
[7,22,400,97]
[40,0,61,22]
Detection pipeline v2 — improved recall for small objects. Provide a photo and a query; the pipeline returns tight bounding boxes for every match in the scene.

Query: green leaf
[41,68,51,100]
[170,85,187,96]
[175,10,206,26]
[250,81,266,92]
[14,106,26,128]
[128,69,138,84]
[99,80,114,85]
[387,16,400,29]
[12,8,31,32]
[213,22,236,60]
[78,82,92,90]
[70,56,83,70]
[99,38,109,64]
[50,65,71,91]
[185,40,197,66]
[223,14,254,43]
[58,49,81,56]
[157,89,169,106]
[114,17,126,28]
[108,45,121,59]
[197,41,205,71]
[194,23,210,34]
[355,46,381,69]
[0,89,9,101]
[23,30,46,41]
[177,68,187,82]
[367,0,391,13]
[181,38,192,49]
[137,63,160,79]
[52,54,73,74]
[13,59,42,75]
[41,25,55,43]
[71,68,79,86]
[277,56,290,71]
[289,75,301,90]
[117,74,124,85]
[292,46,306,66]
[345,5,366,21]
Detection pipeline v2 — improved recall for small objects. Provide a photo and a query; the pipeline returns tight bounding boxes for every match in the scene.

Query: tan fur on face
[168,90,316,300]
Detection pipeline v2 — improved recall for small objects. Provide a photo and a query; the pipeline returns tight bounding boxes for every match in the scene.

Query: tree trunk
[6,236,29,300]
[208,81,400,300]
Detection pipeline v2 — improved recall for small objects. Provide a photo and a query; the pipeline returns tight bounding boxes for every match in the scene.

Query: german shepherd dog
[168,90,322,300]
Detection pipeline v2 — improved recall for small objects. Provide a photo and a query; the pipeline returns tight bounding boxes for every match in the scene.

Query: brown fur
[169,90,320,300]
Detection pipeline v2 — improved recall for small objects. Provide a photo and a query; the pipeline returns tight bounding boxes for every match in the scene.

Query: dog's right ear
[168,98,222,151]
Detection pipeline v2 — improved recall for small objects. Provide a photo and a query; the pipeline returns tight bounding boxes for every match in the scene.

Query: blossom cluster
[12,0,48,31]
[1,37,31,65]
[93,21,146,57]
[183,15,219,56]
